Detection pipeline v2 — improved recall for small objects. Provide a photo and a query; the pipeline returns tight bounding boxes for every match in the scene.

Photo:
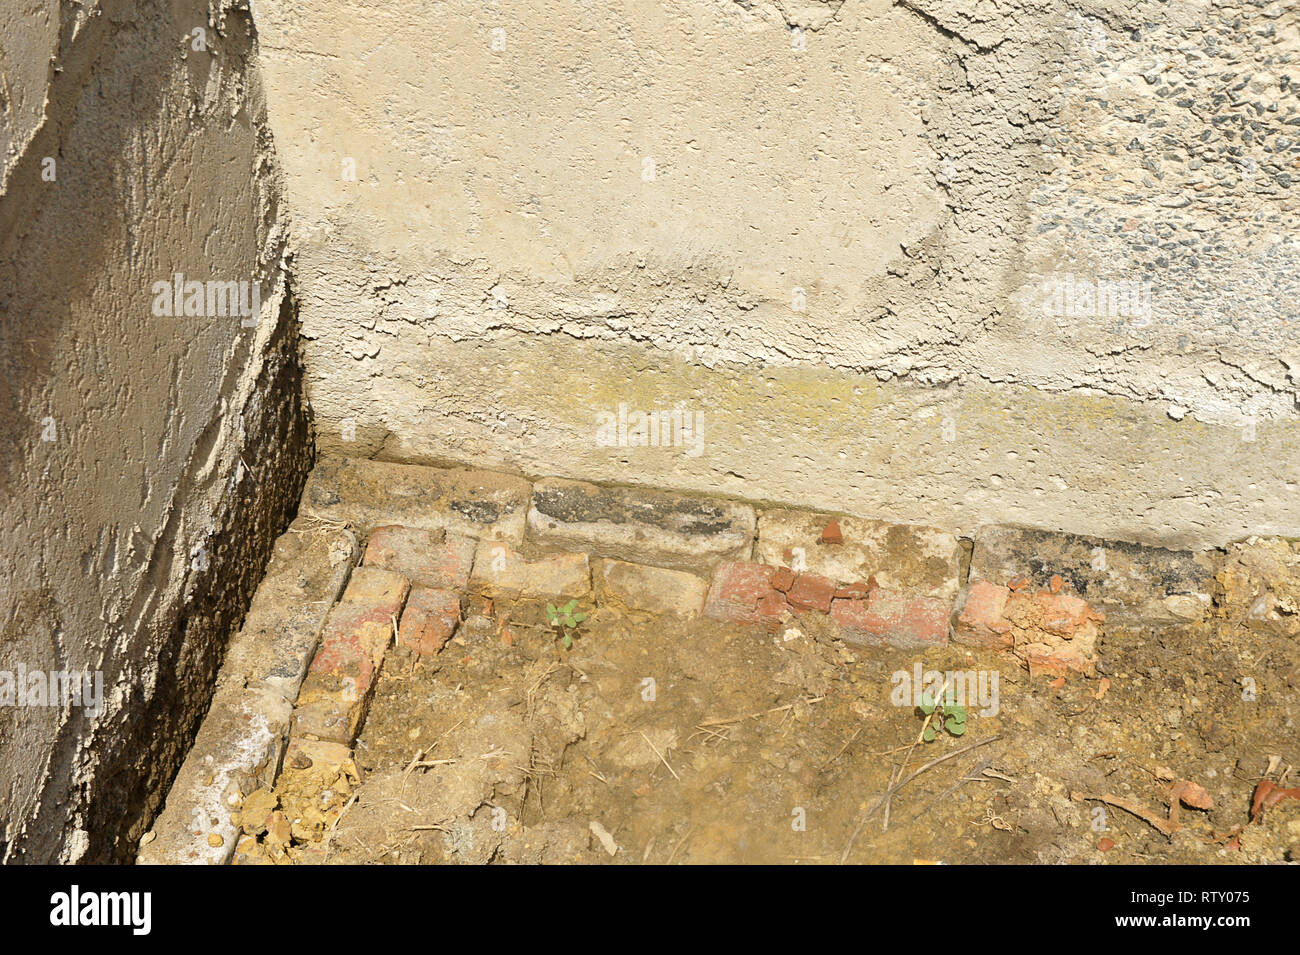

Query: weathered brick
[785,572,837,613]
[594,559,708,617]
[364,525,476,590]
[952,577,1104,675]
[528,478,755,570]
[469,540,590,598]
[952,581,1014,649]
[289,693,359,746]
[338,565,410,610]
[968,524,1213,625]
[831,589,949,649]
[703,562,785,624]
[292,572,408,745]
[309,602,398,689]
[219,519,357,703]
[758,508,963,601]
[1006,590,1103,676]
[399,587,462,655]
[302,457,531,541]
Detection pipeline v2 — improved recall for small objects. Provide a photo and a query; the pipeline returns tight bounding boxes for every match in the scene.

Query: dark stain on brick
[449,499,502,525]
[534,483,741,537]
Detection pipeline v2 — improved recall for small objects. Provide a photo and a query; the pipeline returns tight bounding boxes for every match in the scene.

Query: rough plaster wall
[255,0,1299,548]
[0,0,310,861]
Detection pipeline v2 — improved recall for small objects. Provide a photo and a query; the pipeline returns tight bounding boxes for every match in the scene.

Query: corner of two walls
[0,0,310,861]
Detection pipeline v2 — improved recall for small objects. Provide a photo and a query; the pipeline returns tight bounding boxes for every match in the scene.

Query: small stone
[207,833,224,847]
[265,811,293,846]
[239,788,278,835]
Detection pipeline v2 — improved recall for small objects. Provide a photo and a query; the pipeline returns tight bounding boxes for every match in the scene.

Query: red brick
[952,580,1104,675]
[820,520,843,544]
[309,602,394,693]
[952,581,1014,649]
[1029,590,1102,635]
[399,587,461,655]
[703,562,785,624]
[831,589,949,649]
[834,579,875,600]
[785,573,837,613]
[364,525,476,590]
[294,575,406,745]
[771,566,796,593]
[1006,590,1104,676]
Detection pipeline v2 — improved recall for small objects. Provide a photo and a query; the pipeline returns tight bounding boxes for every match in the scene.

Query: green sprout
[918,692,967,742]
[545,599,586,649]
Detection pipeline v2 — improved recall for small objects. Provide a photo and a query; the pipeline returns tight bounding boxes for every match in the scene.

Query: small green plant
[545,599,586,649]
[918,692,966,742]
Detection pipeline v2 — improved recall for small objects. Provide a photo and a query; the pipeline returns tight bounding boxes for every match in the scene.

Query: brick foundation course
[302,457,531,541]
[149,455,1253,864]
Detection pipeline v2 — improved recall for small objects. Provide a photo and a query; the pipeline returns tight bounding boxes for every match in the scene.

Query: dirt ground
[282,587,1298,865]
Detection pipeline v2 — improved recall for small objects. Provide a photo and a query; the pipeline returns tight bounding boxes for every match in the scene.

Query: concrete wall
[255,0,1300,549]
[0,0,310,862]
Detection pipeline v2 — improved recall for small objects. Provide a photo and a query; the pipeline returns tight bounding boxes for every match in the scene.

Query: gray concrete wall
[255,0,1300,549]
[0,0,311,862]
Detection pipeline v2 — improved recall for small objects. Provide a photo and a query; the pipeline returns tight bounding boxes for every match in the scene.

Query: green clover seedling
[545,599,586,649]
